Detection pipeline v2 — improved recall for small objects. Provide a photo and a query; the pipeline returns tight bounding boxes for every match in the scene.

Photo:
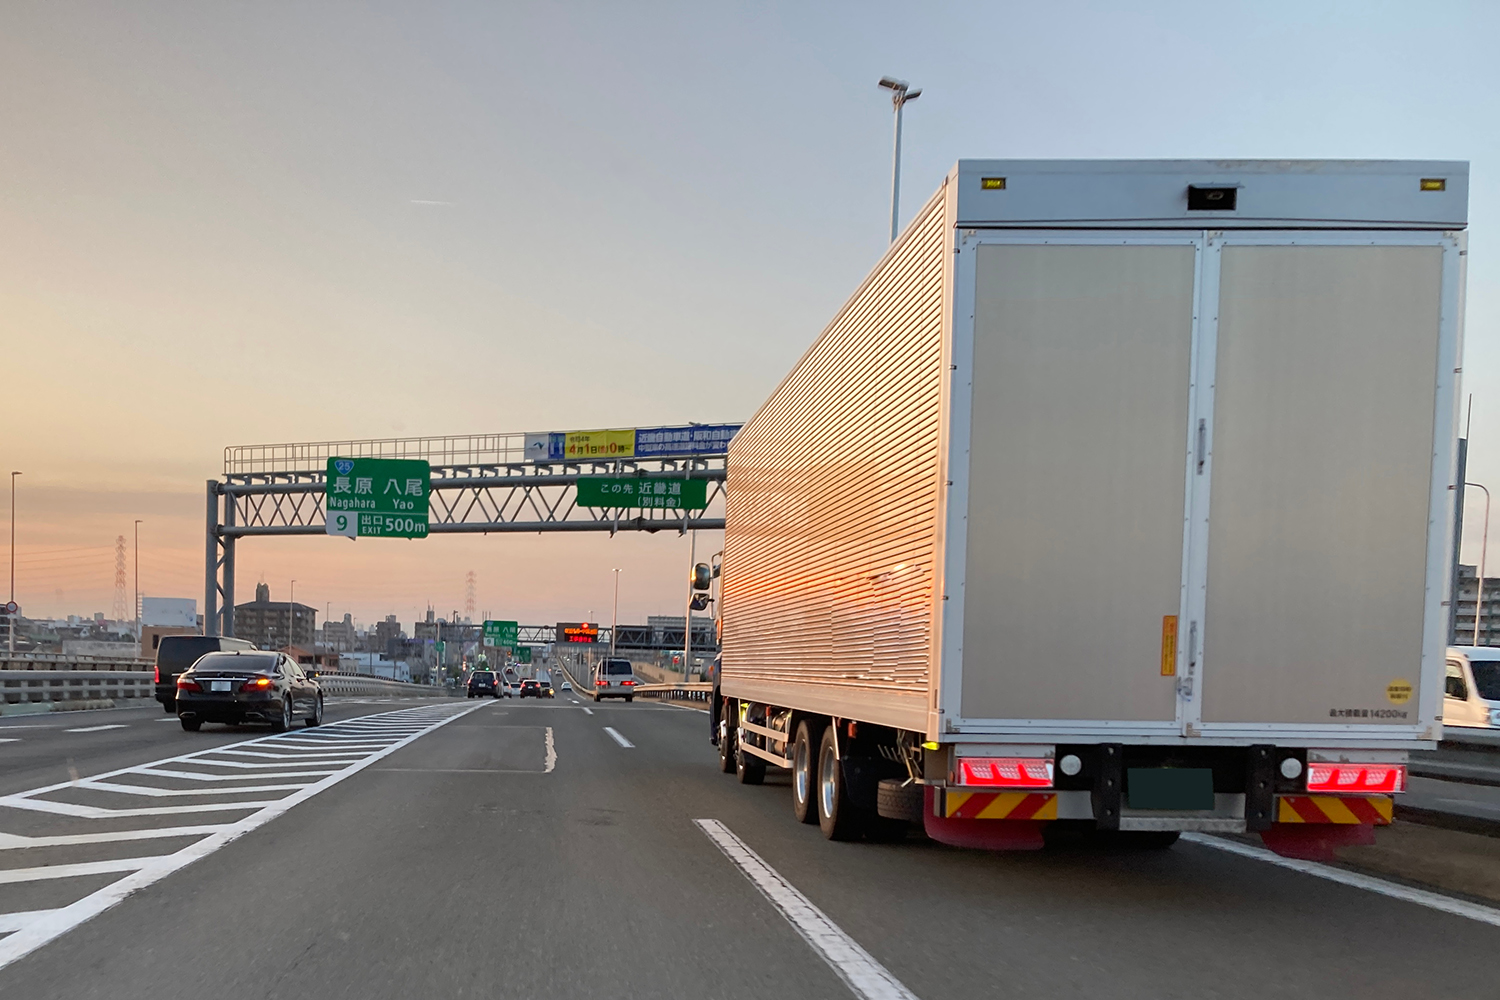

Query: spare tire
[877,778,924,823]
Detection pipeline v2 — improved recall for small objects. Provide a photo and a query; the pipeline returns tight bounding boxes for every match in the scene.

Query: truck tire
[792,721,819,824]
[718,700,737,774]
[737,743,766,785]
[816,727,861,841]
[876,778,924,824]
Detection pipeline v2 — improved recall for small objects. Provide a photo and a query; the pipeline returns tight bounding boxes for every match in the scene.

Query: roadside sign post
[325,458,431,539]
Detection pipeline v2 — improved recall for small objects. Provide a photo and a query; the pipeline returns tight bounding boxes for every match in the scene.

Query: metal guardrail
[634,682,713,703]
[1,655,151,672]
[1,670,154,705]
[315,675,452,699]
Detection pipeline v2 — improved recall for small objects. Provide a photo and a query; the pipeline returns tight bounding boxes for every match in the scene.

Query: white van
[1443,647,1500,729]
[592,658,640,703]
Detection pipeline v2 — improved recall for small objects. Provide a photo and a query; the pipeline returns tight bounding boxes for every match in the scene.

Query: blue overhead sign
[633,424,741,458]
[523,424,740,463]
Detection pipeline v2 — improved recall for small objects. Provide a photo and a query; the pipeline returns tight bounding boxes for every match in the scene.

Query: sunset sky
[3,1,1498,632]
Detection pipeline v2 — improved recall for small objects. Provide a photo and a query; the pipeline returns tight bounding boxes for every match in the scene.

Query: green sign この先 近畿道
[576,476,707,510]
[325,457,430,539]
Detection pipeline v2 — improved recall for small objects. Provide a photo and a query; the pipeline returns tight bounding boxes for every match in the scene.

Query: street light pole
[1469,483,1491,646]
[8,471,19,654]
[289,579,296,652]
[611,568,620,655]
[682,531,697,679]
[878,76,921,244]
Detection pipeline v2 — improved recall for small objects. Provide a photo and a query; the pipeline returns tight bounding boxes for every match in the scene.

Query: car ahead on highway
[176,651,323,732]
[153,635,256,712]
[468,670,501,698]
[520,679,542,698]
[1445,646,1500,729]
[592,658,640,703]
[559,680,572,692]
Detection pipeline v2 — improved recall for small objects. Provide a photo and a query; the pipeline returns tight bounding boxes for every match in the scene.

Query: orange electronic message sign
[556,622,599,644]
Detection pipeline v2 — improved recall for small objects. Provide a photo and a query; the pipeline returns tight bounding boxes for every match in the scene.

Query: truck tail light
[1305,763,1406,794]
[958,757,1054,788]
[176,676,201,692]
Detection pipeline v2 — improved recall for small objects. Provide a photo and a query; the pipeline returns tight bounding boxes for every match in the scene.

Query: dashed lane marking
[604,727,633,748]
[0,702,481,971]
[696,820,920,1000]
[545,727,557,772]
[582,707,594,716]
[62,725,128,734]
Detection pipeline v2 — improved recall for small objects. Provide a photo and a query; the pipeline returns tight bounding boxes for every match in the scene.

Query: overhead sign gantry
[205,423,736,637]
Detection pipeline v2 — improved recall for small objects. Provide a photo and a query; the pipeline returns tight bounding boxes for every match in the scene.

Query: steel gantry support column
[205,480,239,637]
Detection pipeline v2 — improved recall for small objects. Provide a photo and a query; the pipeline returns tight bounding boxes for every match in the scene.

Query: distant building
[1454,564,1500,645]
[374,615,404,655]
[321,613,358,654]
[235,582,317,650]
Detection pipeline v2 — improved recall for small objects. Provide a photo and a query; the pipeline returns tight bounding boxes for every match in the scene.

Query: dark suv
[468,670,500,698]
[154,635,256,712]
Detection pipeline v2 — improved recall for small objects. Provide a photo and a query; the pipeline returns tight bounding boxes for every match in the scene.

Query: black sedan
[520,679,545,698]
[175,650,324,732]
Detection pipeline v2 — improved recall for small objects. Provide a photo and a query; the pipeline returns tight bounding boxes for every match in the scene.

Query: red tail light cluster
[1305,763,1406,794]
[621,680,636,686]
[957,757,1054,788]
[175,676,201,693]
[240,676,274,692]
[596,679,608,686]
[153,665,160,683]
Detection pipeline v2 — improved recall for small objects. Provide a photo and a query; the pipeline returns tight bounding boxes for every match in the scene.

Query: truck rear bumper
[932,787,1393,834]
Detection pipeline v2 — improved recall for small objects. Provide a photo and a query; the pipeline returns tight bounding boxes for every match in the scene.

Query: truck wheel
[876,778,924,824]
[817,727,861,841]
[791,721,819,824]
[737,742,766,785]
[718,701,737,774]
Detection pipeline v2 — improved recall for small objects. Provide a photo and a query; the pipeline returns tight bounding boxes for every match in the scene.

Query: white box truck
[714,159,1468,860]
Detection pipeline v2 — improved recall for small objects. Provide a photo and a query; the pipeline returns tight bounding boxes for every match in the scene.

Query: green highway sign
[325,457,431,539]
[483,620,519,647]
[517,646,532,664]
[576,475,708,511]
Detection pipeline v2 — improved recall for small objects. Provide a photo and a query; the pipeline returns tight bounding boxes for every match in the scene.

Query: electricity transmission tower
[112,535,128,623]
[464,571,476,622]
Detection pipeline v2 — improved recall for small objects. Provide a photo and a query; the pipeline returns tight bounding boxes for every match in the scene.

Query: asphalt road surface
[0,695,1496,999]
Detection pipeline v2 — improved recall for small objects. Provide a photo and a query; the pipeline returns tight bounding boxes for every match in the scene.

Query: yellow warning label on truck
[1386,679,1413,705]
[1160,615,1178,677]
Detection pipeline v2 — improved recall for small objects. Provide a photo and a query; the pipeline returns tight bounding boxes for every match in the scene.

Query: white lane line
[0,739,18,744]
[0,826,224,850]
[0,856,156,885]
[76,780,311,798]
[156,717,182,722]
[545,727,557,773]
[604,727,633,748]
[1182,833,1500,929]
[0,910,55,933]
[0,704,481,972]
[582,707,594,716]
[695,820,920,1000]
[62,725,128,734]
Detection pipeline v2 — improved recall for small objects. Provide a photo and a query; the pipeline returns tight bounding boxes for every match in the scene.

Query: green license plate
[1126,768,1215,810]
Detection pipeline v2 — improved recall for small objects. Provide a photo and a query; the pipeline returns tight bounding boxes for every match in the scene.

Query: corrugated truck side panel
[720,186,950,733]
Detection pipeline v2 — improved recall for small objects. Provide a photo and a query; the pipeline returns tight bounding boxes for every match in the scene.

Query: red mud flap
[1259,823,1376,862]
[922,787,1047,851]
